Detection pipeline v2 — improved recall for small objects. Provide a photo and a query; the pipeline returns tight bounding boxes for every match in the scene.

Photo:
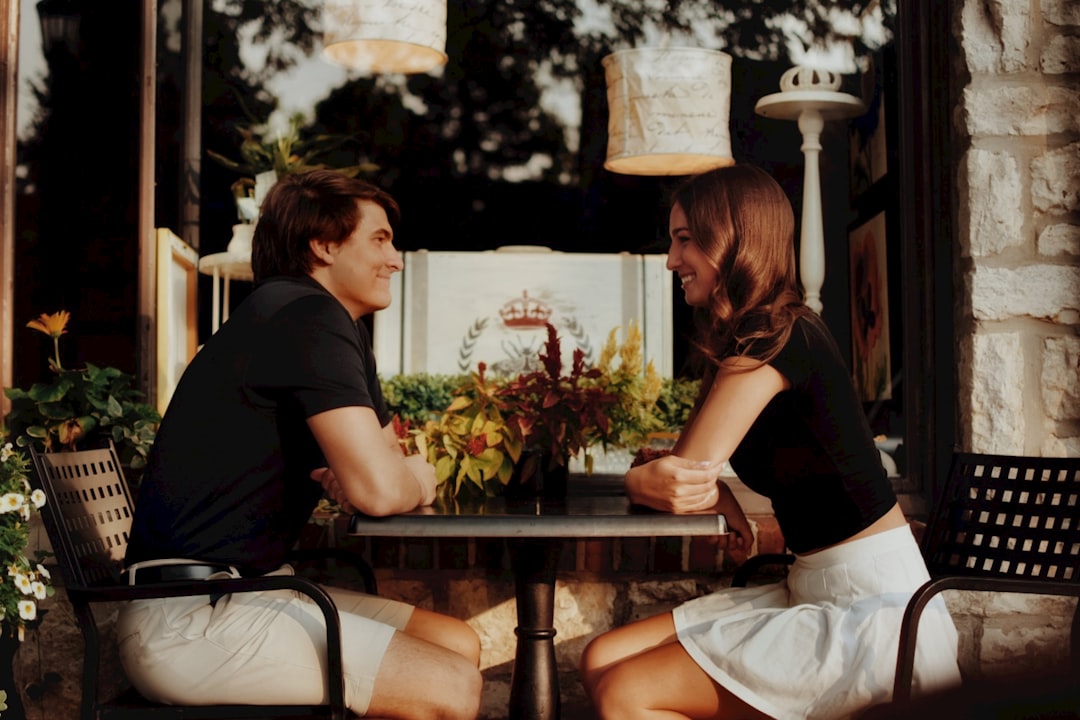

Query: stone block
[1041,34,1080,73]
[962,85,1080,136]
[1042,336,1080,420]
[958,0,1004,73]
[978,619,1072,675]
[1032,141,1080,214]
[969,265,1080,322]
[960,332,1026,454]
[1043,0,1080,26]
[958,148,1023,257]
[1037,223,1080,256]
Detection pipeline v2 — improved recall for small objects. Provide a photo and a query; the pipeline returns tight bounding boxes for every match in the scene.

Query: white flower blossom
[0,443,13,461]
[0,493,24,513]
[36,564,50,580]
[30,489,46,509]
[14,573,32,594]
[18,599,36,621]
[31,581,47,600]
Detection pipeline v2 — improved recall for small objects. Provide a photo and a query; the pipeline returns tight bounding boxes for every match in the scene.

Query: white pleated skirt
[673,525,962,720]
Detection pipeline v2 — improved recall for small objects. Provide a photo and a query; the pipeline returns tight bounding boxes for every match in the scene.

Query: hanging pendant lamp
[602,47,735,176]
[322,0,448,75]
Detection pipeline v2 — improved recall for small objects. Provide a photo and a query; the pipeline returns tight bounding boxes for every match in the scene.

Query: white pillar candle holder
[755,66,865,315]
[603,47,735,176]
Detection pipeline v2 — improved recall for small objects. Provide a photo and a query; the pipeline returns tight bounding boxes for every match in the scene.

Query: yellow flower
[26,310,70,339]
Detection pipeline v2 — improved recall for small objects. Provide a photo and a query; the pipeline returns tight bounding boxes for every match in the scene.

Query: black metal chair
[732,452,1080,709]
[30,443,375,720]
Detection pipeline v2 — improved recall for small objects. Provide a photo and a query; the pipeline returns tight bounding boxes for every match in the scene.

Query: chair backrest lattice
[30,445,135,588]
[922,453,1080,584]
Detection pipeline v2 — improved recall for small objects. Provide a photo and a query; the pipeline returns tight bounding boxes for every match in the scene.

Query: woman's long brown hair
[671,164,812,379]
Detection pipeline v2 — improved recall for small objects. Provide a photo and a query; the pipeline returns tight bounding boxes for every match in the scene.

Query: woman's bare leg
[591,641,772,720]
[581,612,771,720]
[402,607,482,666]
[580,612,680,695]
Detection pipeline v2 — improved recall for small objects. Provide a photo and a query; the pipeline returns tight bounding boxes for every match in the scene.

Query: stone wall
[948,0,1080,703]
[955,0,1080,457]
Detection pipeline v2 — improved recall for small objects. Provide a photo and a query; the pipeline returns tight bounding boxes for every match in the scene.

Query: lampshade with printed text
[602,47,735,176]
[322,0,448,75]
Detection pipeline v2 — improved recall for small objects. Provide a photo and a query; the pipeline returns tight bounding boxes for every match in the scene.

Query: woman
[578,164,960,720]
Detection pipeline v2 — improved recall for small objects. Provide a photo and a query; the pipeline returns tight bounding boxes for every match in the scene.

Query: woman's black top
[729,313,896,554]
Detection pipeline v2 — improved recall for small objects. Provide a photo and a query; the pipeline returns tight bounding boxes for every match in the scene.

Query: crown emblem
[499,291,552,329]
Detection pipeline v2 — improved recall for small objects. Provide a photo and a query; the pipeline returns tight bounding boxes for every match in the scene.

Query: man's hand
[403,454,438,506]
[310,467,357,513]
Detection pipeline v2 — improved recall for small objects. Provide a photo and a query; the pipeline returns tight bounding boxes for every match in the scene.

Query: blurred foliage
[380,373,469,425]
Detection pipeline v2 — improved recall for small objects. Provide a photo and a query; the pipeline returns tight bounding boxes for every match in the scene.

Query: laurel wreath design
[458,317,488,372]
[563,317,594,365]
[457,315,595,371]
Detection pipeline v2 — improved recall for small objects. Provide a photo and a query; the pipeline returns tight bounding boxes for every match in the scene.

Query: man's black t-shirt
[125,276,391,574]
[729,313,895,554]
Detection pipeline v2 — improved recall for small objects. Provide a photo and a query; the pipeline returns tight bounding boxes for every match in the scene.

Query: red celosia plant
[496,324,618,469]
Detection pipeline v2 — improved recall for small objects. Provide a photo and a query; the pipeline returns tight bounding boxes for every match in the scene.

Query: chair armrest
[893,575,1080,705]
[69,575,347,717]
[731,553,795,588]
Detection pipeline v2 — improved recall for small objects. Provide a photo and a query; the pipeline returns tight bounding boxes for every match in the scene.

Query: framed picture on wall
[155,228,199,412]
[849,210,892,402]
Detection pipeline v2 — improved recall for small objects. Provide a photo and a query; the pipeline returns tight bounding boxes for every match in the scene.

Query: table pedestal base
[508,537,565,720]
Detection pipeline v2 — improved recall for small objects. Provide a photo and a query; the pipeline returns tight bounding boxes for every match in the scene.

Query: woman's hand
[624,454,724,513]
[713,481,753,550]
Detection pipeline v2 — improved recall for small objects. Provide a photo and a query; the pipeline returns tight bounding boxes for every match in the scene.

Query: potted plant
[0,437,54,717]
[401,322,664,500]
[2,311,160,473]
[208,111,380,253]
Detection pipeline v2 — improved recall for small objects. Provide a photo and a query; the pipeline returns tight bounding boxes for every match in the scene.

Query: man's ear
[309,237,335,265]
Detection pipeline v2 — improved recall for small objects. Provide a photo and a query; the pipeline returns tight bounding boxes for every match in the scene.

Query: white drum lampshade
[322,0,448,75]
[602,47,735,176]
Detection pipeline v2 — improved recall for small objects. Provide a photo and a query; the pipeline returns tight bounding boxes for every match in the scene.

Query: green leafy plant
[653,376,701,433]
[0,438,54,641]
[2,312,160,470]
[381,373,468,425]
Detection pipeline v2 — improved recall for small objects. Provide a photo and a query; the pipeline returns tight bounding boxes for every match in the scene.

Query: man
[120,170,483,719]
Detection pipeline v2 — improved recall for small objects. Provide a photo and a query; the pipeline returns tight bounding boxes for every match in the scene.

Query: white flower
[31,581,47,600]
[0,493,24,513]
[18,599,36,621]
[30,489,46,509]
[14,573,32,594]
[36,564,50,580]
[0,443,13,461]
[20,503,30,520]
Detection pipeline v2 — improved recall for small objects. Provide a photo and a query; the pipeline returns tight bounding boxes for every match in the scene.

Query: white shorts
[673,525,962,720]
[116,564,414,716]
